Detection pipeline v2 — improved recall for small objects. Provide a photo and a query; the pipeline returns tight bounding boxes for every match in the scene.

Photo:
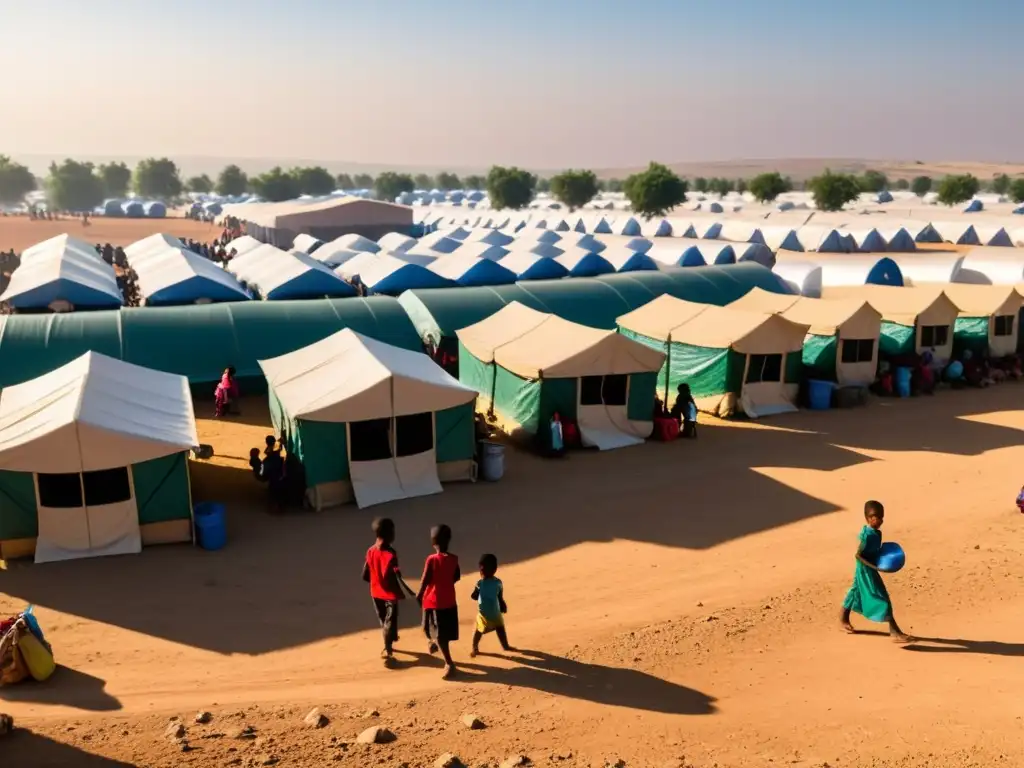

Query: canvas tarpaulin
[0,469,37,540]
[802,333,838,381]
[133,453,192,526]
[879,321,916,357]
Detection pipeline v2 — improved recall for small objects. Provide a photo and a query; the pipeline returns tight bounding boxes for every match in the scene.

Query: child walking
[362,517,415,666]
[840,500,913,643]
[470,553,512,657]
[416,524,460,679]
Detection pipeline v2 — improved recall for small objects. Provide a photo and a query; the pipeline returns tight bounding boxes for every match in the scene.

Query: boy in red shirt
[416,524,461,679]
[362,517,415,666]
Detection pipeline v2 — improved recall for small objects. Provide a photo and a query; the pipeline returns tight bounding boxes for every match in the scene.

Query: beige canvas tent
[457,302,665,450]
[943,284,1023,357]
[0,353,198,564]
[731,287,882,385]
[617,294,809,418]
[260,329,477,510]
[822,285,959,362]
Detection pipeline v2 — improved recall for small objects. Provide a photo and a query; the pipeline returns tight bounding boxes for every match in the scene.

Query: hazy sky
[2,0,1021,169]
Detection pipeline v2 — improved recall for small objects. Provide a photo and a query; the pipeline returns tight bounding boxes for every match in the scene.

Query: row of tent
[0,235,124,310]
[98,199,167,218]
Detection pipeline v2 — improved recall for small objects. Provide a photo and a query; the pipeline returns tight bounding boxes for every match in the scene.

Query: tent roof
[820,285,957,325]
[134,247,250,304]
[0,351,198,473]
[457,301,664,378]
[615,294,711,340]
[124,233,185,261]
[728,286,802,314]
[1,243,123,309]
[259,328,475,423]
[941,284,1024,317]
[20,234,99,261]
[730,287,880,336]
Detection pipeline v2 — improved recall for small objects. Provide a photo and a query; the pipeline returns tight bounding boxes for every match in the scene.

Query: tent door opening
[347,412,442,509]
[740,353,797,418]
[33,466,142,564]
[576,374,644,450]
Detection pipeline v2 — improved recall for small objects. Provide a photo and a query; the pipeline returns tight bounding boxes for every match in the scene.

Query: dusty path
[2,386,1023,767]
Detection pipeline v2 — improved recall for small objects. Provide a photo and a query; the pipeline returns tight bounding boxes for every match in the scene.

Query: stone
[356,725,396,745]
[499,756,530,768]
[195,711,213,725]
[228,724,257,740]
[257,756,279,767]
[179,740,193,753]
[461,713,485,730]
[435,754,465,768]
[304,708,329,729]
[165,722,186,741]
[362,708,380,719]
[605,760,626,768]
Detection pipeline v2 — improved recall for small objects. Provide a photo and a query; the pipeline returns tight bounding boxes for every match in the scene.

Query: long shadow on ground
[0,666,121,712]
[2,386,1022,655]
[0,729,136,767]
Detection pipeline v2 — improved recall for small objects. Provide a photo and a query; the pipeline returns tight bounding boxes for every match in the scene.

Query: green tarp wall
[953,316,990,356]
[878,321,916,357]
[0,453,190,540]
[398,263,793,345]
[802,334,838,382]
[0,297,422,389]
[270,387,475,488]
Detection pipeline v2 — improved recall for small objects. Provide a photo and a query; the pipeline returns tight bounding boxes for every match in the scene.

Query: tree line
[1,154,1022,215]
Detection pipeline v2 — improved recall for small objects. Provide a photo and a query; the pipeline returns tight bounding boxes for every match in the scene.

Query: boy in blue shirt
[470,553,512,656]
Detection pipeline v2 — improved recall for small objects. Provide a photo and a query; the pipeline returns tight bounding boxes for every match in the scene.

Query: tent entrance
[740,353,797,418]
[346,413,443,509]
[33,466,142,564]
[576,374,645,450]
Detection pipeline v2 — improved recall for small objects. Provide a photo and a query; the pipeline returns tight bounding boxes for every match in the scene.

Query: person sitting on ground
[960,349,991,388]
[913,351,936,395]
[248,447,263,479]
[214,366,240,417]
[670,383,698,438]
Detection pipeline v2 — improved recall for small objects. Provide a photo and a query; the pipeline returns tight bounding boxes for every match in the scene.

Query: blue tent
[144,201,167,218]
[134,249,250,306]
[343,254,456,295]
[963,199,983,213]
[600,247,659,273]
[102,199,124,216]
[122,201,145,218]
[554,251,614,277]
[428,253,517,287]
[1,248,123,310]
[876,190,894,203]
[204,202,224,216]
[498,252,570,281]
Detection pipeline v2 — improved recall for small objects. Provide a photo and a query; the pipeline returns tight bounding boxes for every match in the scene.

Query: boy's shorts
[475,613,504,634]
[423,606,459,644]
[373,598,399,644]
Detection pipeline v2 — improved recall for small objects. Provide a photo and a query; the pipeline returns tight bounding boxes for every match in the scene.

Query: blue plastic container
[808,379,834,410]
[193,502,227,551]
[876,542,905,573]
[895,367,912,398]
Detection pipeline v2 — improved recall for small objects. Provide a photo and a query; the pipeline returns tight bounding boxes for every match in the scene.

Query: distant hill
[12,153,1024,184]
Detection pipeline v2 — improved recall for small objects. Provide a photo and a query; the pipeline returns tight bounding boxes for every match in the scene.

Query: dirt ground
[1,384,1023,767]
[0,214,220,254]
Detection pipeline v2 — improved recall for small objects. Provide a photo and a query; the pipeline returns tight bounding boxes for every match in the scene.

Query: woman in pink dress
[214,366,240,417]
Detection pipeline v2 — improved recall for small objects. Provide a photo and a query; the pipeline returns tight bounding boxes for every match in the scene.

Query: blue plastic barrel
[895,367,912,398]
[193,502,227,551]
[807,379,834,410]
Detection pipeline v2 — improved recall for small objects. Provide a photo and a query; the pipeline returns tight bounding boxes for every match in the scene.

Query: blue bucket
[807,379,834,410]
[193,502,227,551]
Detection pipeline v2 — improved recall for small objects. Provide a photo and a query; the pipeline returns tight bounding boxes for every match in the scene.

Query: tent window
[349,418,393,462]
[82,467,132,506]
[746,354,783,384]
[994,315,1014,337]
[579,376,604,406]
[37,473,84,508]
[920,325,949,348]
[395,412,434,457]
[841,338,875,364]
[601,374,628,406]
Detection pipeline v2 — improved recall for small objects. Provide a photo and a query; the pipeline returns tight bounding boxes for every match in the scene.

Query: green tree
[782,175,795,192]
[485,166,537,210]
[911,175,932,197]
[335,173,355,190]
[534,177,550,193]
[808,169,861,212]
[936,174,980,206]
[991,173,1011,196]
[624,162,687,217]
[435,171,461,190]
[858,169,888,193]
[1008,178,1024,204]
[693,177,709,193]
[97,161,131,197]
[133,157,183,199]
[748,172,789,204]
[735,178,748,194]
[374,172,415,201]
[45,159,105,211]
[463,174,484,190]
[606,178,624,193]
[0,155,36,204]
[895,178,910,191]
[353,173,374,189]
[291,166,335,196]
[250,166,301,202]
[187,174,214,194]
[216,165,249,196]
[549,169,598,211]
[413,173,434,190]
[708,177,734,196]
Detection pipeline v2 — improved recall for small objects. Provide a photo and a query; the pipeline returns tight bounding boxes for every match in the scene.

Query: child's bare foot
[502,645,515,653]
[891,631,915,644]
[427,641,439,655]
[469,647,479,658]
[441,664,455,680]
[841,621,856,634]
[383,655,396,668]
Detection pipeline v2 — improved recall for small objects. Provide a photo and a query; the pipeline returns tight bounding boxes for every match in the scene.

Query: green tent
[0,352,196,563]
[617,295,808,419]
[260,329,476,510]
[457,303,665,450]
[943,284,1023,358]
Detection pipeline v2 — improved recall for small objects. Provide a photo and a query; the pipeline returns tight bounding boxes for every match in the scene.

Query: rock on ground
[435,754,465,768]
[303,708,329,729]
[461,713,485,730]
[356,725,396,745]
[195,711,213,724]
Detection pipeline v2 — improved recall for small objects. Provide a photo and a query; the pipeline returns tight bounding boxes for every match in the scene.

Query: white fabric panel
[349,457,406,509]
[576,405,645,451]
[394,449,443,501]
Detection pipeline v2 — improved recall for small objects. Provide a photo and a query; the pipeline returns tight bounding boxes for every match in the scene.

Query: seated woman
[670,383,698,438]
[214,366,241,418]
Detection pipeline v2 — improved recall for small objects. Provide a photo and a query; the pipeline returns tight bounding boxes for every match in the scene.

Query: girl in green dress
[840,500,913,643]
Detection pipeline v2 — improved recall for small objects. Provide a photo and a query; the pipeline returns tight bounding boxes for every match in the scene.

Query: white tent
[0,353,198,564]
[133,247,250,305]
[956,247,1024,285]
[20,234,99,261]
[124,233,185,262]
[377,232,417,253]
[2,242,123,311]
[224,235,264,257]
[291,233,323,254]
[326,233,381,253]
[892,254,965,286]
[773,260,824,297]
[259,329,476,509]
